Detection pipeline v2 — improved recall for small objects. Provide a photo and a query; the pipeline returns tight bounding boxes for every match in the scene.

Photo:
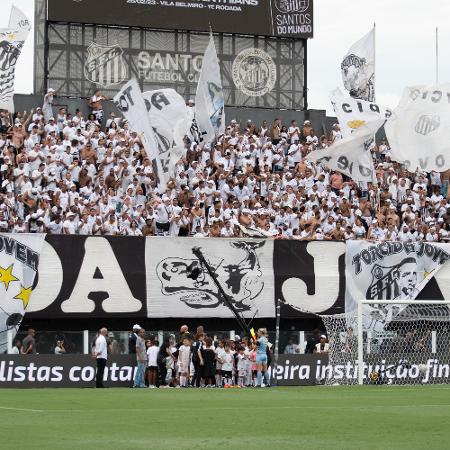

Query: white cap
[132,324,141,330]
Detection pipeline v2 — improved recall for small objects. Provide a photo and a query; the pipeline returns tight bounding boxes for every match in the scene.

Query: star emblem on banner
[0,264,18,290]
[424,269,434,279]
[14,285,32,309]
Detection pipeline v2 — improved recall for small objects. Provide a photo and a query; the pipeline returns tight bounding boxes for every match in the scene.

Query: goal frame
[357,299,450,385]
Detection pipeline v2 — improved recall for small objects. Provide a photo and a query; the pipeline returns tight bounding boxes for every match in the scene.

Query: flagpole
[373,22,376,102]
[435,26,439,84]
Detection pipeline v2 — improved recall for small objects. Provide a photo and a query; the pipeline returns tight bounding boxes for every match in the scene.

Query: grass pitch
[1,386,450,450]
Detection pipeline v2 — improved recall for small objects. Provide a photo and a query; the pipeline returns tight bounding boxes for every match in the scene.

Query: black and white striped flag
[0,6,30,112]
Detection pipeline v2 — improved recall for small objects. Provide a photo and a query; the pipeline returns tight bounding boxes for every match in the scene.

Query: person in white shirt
[314,335,330,354]
[398,225,414,242]
[89,89,107,123]
[92,327,108,388]
[47,216,64,234]
[63,213,77,234]
[146,341,160,388]
[54,339,66,355]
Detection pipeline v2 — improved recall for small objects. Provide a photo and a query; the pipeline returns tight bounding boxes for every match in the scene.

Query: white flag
[385,84,450,172]
[113,79,168,191]
[143,88,190,175]
[0,233,45,353]
[195,33,225,144]
[330,88,391,137]
[9,5,31,40]
[0,6,31,111]
[306,120,383,182]
[341,28,375,102]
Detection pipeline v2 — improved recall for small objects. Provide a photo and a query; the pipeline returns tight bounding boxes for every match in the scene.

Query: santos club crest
[274,0,309,13]
[232,48,276,97]
[84,42,126,88]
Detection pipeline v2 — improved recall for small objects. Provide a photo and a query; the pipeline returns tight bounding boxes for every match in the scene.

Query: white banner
[113,79,168,191]
[146,238,275,318]
[330,88,391,137]
[341,28,375,102]
[143,88,190,173]
[345,240,450,329]
[0,233,45,353]
[306,120,382,182]
[385,84,450,172]
[195,34,225,144]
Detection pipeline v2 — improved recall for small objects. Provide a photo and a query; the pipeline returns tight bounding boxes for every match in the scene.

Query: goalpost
[321,300,450,386]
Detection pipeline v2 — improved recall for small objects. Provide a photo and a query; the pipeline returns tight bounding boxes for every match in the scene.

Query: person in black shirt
[305,328,321,354]
[128,324,141,354]
[191,332,205,387]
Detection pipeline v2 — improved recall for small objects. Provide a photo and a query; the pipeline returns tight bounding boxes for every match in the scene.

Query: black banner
[3,354,444,387]
[275,354,326,385]
[274,240,346,317]
[30,236,146,318]
[47,0,313,39]
[0,355,135,388]
[274,354,450,385]
[26,237,449,320]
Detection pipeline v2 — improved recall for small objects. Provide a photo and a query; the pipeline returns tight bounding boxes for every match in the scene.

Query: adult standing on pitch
[128,324,141,354]
[93,327,108,388]
[255,328,270,388]
[22,328,37,354]
[133,328,147,388]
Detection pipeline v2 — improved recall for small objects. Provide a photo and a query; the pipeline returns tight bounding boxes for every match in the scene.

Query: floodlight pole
[191,247,251,337]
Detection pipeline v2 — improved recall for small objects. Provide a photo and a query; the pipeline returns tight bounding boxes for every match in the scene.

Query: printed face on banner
[341,54,374,102]
[207,81,224,131]
[157,241,264,311]
[346,240,450,331]
[147,238,275,318]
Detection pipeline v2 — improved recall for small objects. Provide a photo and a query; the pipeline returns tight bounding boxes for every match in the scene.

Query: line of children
[144,333,270,388]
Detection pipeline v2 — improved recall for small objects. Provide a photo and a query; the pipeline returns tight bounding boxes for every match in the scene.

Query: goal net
[320,300,450,385]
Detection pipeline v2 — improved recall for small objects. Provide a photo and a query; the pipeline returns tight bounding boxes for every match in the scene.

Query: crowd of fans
[1,88,450,241]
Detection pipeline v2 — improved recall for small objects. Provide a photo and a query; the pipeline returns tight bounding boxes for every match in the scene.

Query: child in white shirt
[146,340,159,388]
[177,337,192,388]
[236,347,247,387]
[220,342,234,387]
